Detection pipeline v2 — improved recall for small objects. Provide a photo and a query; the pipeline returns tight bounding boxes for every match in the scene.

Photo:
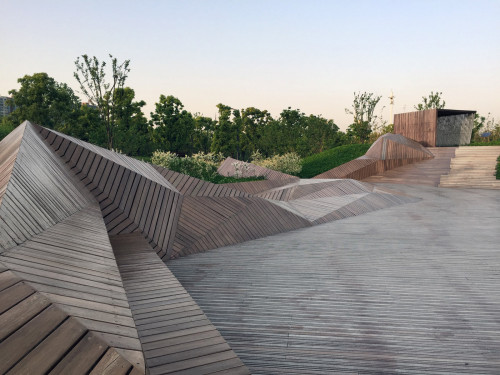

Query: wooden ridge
[363,147,456,186]
[35,123,183,260]
[314,133,434,180]
[110,233,250,375]
[0,122,94,252]
[0,265,143,374]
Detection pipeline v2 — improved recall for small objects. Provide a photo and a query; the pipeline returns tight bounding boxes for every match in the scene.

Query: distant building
[82,101,98,110]
[394,109,476,147]
[0,96,15,117]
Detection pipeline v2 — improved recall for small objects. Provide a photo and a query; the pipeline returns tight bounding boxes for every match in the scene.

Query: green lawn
[298,144,371,178]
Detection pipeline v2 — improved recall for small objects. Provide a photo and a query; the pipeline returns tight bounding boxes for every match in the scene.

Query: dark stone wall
[436,114,474,146]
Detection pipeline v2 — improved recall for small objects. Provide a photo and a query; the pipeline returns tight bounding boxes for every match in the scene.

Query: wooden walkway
[1,122,454,373]
[439,146,500,189]
[363,147,456,186]
[110,233,250,375]
[169,184,500,374]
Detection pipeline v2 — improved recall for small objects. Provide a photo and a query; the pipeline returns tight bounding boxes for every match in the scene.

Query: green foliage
[74,54,130,149]
[0,117,16,141]
[151,151,263,184]
[470,140,500,146]
[470,113,500,144]
[414,91,446,110]
[345,92,381,143]
[369,123,393,143]
[299,143,371,178]
[193,115,215,154]
[211,104,238,157]
[150,95,194,155]
[112,88,152,156]
[8,73,80,130]
[251,151,302,175]
[496,156,500,180]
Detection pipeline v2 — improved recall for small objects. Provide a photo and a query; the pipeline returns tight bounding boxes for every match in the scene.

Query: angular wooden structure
[314,133,434,180]
[0,121,418,373]
[394,109,476,147]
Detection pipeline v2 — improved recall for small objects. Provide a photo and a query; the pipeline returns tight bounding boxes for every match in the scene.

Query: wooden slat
[394,109,437,147]
[110,232,250,375]
[168,183,500,373]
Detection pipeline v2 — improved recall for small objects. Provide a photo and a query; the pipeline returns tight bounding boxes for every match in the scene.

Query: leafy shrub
[299,143,371,178]
[496,155,500,180]
[152,151,264,184]
[251,151,302,175]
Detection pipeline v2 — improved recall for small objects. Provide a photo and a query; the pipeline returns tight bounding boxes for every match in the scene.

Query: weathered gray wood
[169,184,500,374]
[110,232,250,375]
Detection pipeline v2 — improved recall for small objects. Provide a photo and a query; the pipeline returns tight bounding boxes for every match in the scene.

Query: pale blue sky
[1,0,499,130]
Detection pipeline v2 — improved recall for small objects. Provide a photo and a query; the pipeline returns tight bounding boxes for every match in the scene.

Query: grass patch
[469,140,500,146]
[298,143,371,178]
[496,156,500,180]
[212,175,266,184]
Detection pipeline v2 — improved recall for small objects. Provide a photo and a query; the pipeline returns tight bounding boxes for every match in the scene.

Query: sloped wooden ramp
[111,233,250,375]
[363,147,457,186]
[314,133,434,180]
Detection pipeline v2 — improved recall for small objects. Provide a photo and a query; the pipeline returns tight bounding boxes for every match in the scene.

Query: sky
[1,0,499,131]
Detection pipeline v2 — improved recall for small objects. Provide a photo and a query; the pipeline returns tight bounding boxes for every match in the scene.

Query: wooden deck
[363,147,456,186]
[169,183,500,374]
[110,233,250,375]
[5,121,495,373]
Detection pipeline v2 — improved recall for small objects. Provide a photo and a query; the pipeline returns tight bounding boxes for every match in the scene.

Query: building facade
[0,96,15,117]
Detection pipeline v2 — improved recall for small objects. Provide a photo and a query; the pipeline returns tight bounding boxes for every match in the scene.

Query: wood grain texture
[0,122,26,207]
[0,204,145,369]
[0,122,94,252]
[394,109,438,147]
[35,123,183,259]
[110,232,250,375]
[364,147,456,186]
[169,184,500,374]
[0,265,142,374]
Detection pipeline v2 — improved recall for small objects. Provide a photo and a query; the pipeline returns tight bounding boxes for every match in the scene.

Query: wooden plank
[0,281,35,314]
[8,317,86,374]
[0,292,50,340]
[110,233,249,374]
[49,332,108,375]
[0,304,66,373]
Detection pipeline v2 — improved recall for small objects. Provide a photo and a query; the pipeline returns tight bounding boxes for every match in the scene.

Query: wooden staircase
[439,146,500,189]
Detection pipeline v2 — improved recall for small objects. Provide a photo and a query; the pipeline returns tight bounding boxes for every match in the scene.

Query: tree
[414,91,446,110]
[345,92,381,143]
[192,115,215,154]
[302,115,340,156]
[150,95,194,155]
[239,107,272,159]
[113,87,152,156]
[211,103,238,157]
[74,54,130,149]
[8,72,80,130]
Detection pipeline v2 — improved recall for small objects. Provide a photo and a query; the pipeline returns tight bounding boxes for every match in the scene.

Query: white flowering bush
[152,151,179,169]
[232,161,256,178]
[251,152,302,175]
